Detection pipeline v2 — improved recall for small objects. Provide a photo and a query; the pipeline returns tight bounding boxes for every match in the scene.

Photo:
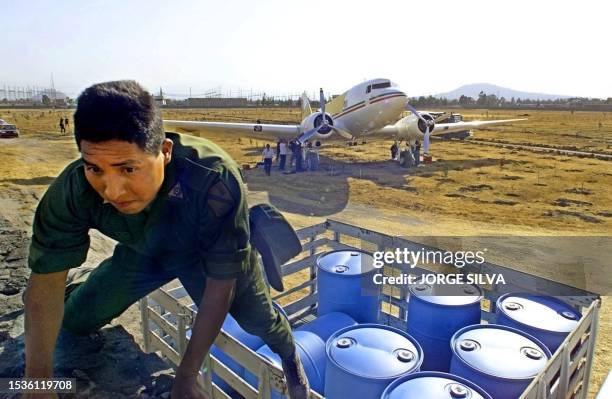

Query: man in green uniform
[23,80,309,399]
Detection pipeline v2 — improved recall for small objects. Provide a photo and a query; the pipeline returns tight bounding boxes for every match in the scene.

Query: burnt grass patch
[543,210,602,224]
[553,198,593,207]
[493,199,518,206]
[459,184,493,192]
[565,187,593,195]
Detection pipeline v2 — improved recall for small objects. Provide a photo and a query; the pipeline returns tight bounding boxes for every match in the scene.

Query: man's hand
[171,372,210,399]
[24,270,68,378]
[175,278,235,387]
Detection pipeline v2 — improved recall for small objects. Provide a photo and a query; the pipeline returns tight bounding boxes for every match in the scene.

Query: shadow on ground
[244,151,522,217]
[0,325,175,399]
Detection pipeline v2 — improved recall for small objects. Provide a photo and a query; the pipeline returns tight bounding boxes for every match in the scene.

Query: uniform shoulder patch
[207,180,235,218]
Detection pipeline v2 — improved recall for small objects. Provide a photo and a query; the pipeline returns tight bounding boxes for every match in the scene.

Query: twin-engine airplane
[163,78,525,153]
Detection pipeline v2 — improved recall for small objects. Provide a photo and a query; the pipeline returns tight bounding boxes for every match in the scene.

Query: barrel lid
[409,283,483,306]
[317,250,375,276]
[497,294,581,333]
[327,324,422,378]
[382,372,491,399]
[452,325,550,380]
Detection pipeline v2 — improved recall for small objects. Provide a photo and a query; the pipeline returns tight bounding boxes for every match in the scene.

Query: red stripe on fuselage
[332,93,406,120]
[332,103,366,119]
[369,93,407,105]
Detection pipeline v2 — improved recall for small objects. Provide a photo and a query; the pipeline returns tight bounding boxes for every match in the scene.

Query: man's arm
[172,277,235,397]
[24,270,68,377]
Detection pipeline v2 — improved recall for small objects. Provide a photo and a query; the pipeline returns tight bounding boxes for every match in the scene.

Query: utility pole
[51,73,57,106]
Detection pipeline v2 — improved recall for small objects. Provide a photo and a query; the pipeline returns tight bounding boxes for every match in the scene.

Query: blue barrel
[496,293,581,353]
[186,301,285,394]
[325,324,423,399]
[245,330,327,397]
[450,324,551,399]
[407,283,482,372]
[381,371,493,399]
[317,250,379,323]
[297,312,358,342]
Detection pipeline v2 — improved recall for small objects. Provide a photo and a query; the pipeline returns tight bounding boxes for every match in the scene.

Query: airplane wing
[369,125,400,136]
[368,118,527,138]
[432,119,526,135]
[163,120,300,137]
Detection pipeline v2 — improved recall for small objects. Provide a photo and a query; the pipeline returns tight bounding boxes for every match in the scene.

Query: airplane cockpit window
[366,85,372,94]
[371,81,391,90]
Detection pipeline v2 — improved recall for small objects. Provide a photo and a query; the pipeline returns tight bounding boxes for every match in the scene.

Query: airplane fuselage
[330,79,407,137]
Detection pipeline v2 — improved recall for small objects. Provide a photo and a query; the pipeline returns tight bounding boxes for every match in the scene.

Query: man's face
[80,138,173,214]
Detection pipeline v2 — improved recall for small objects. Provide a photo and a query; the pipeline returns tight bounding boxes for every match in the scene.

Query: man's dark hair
[74,80,164,154]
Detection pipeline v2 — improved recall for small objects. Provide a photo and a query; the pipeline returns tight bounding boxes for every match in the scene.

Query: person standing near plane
[391,141,398,161]
[288,139,296,170]
[262,143,275,176]
[295,141,304,172]
[59,117,65,134]
[279,139,288,171]
[409,143,417,167]
[413,140,421,166]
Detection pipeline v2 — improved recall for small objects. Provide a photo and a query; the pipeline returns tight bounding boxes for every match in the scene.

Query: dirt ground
[0,108,610,398]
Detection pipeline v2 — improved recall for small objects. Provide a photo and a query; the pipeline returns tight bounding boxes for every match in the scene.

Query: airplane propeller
[296,88,327,144]
[406,103,433,153]
[296,88,353,143]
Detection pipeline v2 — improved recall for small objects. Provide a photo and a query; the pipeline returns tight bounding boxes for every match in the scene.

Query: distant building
[187,97,248,107]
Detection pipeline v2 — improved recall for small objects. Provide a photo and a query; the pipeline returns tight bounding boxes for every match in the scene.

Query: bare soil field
[0,108,610,397]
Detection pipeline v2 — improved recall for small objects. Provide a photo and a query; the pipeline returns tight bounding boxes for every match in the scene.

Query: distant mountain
[434,83,572,101]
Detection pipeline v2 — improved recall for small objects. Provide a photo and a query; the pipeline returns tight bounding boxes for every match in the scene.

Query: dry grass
[0,107,610,397]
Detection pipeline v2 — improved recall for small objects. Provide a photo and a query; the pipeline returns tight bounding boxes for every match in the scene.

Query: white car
[0,119,19,138]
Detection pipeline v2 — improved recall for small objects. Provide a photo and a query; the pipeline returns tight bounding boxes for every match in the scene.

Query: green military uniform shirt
[29,132,251,280]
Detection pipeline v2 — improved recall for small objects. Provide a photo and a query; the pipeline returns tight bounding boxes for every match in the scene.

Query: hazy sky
[4,0,611,98]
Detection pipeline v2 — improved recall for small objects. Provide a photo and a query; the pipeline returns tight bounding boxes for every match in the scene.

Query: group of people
[59,116,70,134]
[391,140,422,168]
[261,138,319,175]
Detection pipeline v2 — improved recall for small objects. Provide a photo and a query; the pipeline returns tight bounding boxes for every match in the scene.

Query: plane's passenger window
[371,82,391,90]
[366,85,371,94]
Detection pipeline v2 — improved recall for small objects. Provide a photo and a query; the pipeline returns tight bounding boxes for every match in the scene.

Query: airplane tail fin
[300,92,312,119]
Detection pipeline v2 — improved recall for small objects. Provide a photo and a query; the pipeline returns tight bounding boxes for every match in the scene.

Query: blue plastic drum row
[245,312,358,398]
[190,243,581,399]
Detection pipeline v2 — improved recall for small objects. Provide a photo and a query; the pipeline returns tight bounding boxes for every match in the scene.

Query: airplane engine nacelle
[397,113,435,141]
[300,112,334,138]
